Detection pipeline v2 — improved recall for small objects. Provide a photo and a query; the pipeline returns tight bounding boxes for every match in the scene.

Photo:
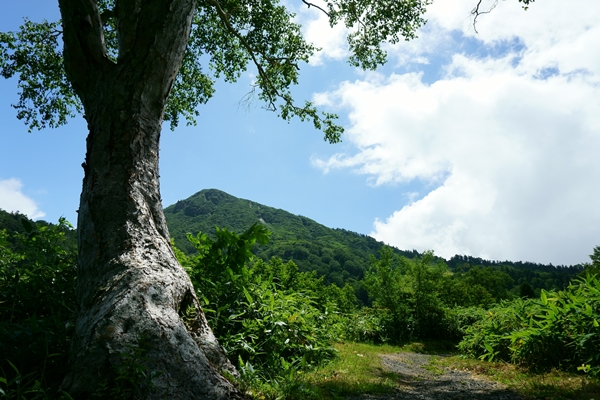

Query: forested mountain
[0,191,583,295]
[447,254,583,294]
[163,189,582,292]
[0,202,596,398]
[0,209,77,252]
[164,189,418,288]
[0,208,48,233]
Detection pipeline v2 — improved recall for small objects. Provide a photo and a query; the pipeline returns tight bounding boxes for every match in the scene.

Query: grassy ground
[431,355,600,400]
[290,342,403,399]
[246,341,600,400]
[241,342,403,399]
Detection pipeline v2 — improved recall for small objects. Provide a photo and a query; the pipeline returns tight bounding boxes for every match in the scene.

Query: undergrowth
[459,275,600,376]
[433,355,600,400]
[263,342,401,400]
[2,215,599,399]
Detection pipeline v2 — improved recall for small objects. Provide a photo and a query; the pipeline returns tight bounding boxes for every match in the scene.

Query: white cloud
[0,178,45,219]
[426,0,600,77]
[312,0,600,265]
[298,3,349,65]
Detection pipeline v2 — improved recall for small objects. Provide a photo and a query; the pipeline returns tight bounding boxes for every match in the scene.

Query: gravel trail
[346,352,524,400]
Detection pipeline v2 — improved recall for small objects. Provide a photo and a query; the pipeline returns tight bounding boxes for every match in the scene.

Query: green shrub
[218,278,338,376]
[176,225,341,381]
[458,298,544,363]
[341,307,388,344]
[0,218,77,398]
[441,306,488,341]
[362,247,473,342]
[459,274,600,375]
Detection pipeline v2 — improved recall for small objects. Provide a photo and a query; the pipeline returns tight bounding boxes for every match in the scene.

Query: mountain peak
[163,189,402,288]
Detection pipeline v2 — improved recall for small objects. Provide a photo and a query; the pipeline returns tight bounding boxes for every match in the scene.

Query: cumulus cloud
[312,0,600,265]
[298,2,349,65]
[426,0,600,77]
[0,178,45,219]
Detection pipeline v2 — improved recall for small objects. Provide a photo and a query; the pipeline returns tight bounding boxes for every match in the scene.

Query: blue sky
[1,0,599,266]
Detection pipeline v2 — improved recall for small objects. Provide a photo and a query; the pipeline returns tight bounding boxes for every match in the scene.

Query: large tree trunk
[57,0,243,398]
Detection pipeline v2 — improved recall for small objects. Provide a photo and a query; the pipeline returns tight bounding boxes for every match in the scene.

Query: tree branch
[471,0,498,34]
[207,0,300,111]
[206,0,341,141]
[57,0,110,96]
[301,0,330,17]
[206,0,276,107]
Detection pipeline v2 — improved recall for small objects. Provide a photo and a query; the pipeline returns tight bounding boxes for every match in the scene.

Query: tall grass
[459,274,600,375]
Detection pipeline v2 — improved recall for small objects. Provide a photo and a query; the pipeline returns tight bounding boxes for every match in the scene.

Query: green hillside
[0,204,596,399]
[164,188,417,288]
[163,189,582,294]
[0,209,77,253]
[0,189,580,300]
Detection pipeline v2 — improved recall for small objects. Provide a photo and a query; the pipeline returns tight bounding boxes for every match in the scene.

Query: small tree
[406,250,448,338]
[364,248,457,340]
[584,245,600,277]
[363,247,412,340]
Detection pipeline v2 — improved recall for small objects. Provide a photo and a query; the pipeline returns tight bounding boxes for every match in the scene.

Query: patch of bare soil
[347,352,524,400]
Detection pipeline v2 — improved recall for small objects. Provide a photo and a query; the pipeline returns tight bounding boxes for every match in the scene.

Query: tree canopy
[0,0,431,140]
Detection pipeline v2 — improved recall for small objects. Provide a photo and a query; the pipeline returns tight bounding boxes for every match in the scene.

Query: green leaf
[484,342,494,353]
[540,290,548,305]
[243,286,253,304]
[6,360,19,374]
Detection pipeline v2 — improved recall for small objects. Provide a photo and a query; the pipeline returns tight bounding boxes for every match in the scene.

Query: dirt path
[346,352,524,400]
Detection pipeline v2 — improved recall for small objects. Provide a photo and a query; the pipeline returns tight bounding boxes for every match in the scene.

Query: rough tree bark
[57,0,243,398]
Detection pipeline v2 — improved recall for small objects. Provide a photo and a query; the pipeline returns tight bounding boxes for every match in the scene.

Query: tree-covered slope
[0,209,77,252]
[164,189,582,294]
[0,208,47,234]
[447,254,583,294]
[164,189,417,287]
